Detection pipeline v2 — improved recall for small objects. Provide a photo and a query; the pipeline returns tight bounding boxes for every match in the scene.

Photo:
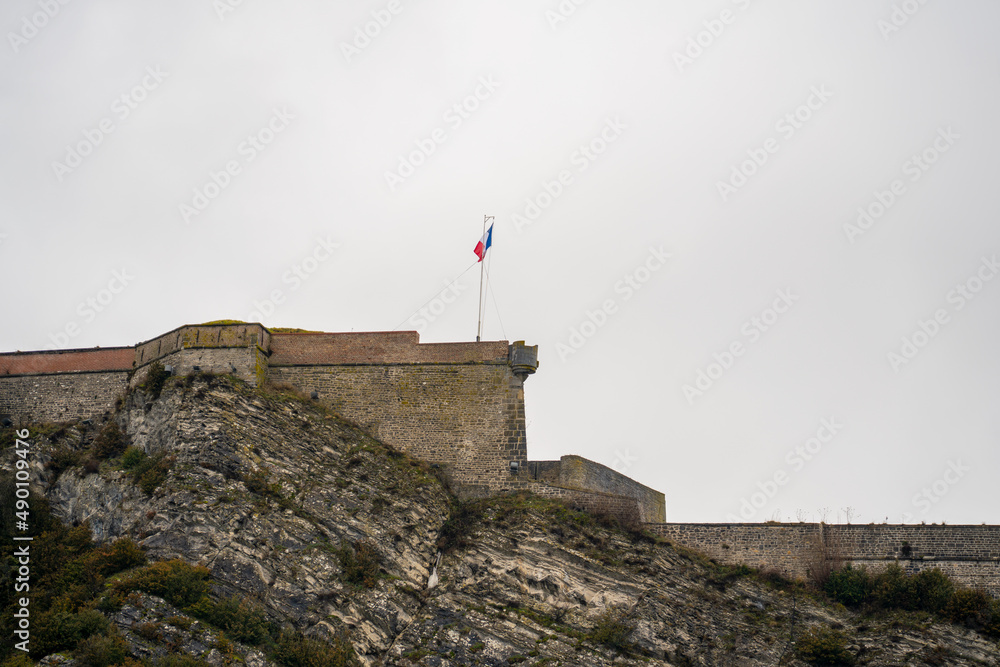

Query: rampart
[132,323,271,388]
[0,347,133,423]
[650,523,1000,596]
[267,331,532,497]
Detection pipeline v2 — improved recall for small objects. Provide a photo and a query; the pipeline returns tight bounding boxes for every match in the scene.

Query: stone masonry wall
[268,332,509,365]
[135,324,270,368]
[0,347,134,423]
[556,455,665,523]
[130,347,269,389]
[526,456,665,523]
[649,523,1000,596]
[269,362,528,493]
[0,372,129,423]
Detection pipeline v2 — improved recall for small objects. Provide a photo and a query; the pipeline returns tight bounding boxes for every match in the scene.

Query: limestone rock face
[23,375,1000,666]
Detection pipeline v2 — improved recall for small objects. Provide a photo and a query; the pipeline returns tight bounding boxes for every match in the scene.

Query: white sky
[2,1,998,524]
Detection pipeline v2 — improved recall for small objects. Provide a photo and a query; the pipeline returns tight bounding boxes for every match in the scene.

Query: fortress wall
[134,324,270,367]
[131,347,269,388]
[269,362,528,490]
[269,332,509,365]
[0,347,133,422]
[0,371,129,423]
[649,523,1000,596]
[555,455,666,523]
[529,482,643,523]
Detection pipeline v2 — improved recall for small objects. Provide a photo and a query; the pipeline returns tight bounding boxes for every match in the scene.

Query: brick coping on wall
[0,347,134,376]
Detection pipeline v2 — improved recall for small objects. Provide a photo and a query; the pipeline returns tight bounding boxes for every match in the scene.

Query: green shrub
[337,540,382,588]
[587,607,634,651]
[272,629,359,667]
[116,559,211,608]
[910,568,955,614]
[93,421,127,459]
[825,565,956,616]
[48,444,85,476]
[31,608,111,659]
[155,656,213,667]
[142,361,171,400]
[0,653,34,667]
[121,446,146,470]
[795,626,854,665]
[74,630,133,667]
[825,564,871,607]
[945,588,993,628]
[871,563,914,610]
[124,450,173,495]
[188,595,273,645]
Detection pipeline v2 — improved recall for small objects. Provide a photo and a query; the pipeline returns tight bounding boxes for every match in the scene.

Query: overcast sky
[3,1,998,524]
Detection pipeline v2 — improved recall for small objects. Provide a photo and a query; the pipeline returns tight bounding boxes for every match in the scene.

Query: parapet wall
[133,324,271,387]
[528,456,666,523]
[650,523,1000,596]
[269,331,509,365]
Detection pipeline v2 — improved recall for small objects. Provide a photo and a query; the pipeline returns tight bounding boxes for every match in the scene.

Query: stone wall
[268,331,510,365]
[649,523,1000,596]
[527,456,666,523]
[269,362,528,493]
[131,347,269,389]
[0,371,129,423]
[0,347,133,423]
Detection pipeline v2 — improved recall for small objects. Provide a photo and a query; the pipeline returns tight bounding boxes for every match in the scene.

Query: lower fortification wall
[269,362,528,491]
[528,456,665,523]
[649,523,1000,596]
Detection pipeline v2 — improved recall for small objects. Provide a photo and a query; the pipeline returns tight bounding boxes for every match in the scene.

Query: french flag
[473,224,493,262]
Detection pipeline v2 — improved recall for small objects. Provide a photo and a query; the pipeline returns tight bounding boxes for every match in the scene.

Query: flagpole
[476,215,493,342]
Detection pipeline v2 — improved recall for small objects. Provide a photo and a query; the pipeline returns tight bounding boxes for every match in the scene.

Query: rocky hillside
[4,373,999,666]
